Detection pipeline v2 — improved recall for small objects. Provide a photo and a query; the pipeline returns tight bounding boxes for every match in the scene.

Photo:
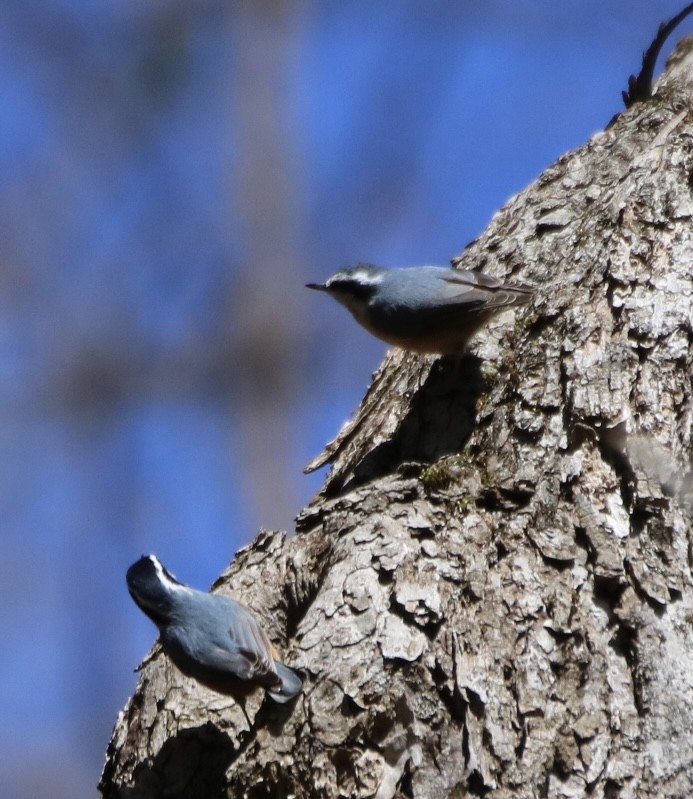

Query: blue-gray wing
[195,601,280,687]
[372,268,533,342]
[437,269,534,311]
[200,645,276,684]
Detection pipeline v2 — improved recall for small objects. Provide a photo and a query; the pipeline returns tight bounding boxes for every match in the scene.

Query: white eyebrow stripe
[330,270,384,287]
[149,555,193,595]
[149,554,168,581]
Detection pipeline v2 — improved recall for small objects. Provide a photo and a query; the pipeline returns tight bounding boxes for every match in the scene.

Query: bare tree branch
[622,2,693,107]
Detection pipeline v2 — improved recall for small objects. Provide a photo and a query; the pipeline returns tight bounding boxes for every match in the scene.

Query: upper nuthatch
[306,263,534,354]
[126,555,302,713]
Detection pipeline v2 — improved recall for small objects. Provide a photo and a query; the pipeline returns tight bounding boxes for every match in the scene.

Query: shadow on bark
[101,721,234,799]
[336,354,485,495]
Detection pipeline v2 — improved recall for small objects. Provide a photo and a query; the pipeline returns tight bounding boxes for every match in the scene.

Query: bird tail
[268,661,303,703]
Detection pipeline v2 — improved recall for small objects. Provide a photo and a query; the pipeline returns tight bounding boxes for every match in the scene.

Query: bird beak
[305,282,328,291]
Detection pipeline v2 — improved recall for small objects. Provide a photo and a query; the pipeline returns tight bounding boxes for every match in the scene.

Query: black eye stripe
[329,278,375,299]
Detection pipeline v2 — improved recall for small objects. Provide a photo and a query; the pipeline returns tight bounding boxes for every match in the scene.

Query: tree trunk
[100,41,693,799]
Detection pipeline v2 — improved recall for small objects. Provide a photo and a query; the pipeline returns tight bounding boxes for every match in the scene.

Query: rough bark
[101,41,693,799]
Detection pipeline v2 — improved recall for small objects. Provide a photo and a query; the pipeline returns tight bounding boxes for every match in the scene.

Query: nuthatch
[306,263,534,354]
[126,555,302,716]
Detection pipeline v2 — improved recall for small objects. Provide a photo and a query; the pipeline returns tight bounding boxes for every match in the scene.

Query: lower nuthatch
[306,263,534,354]
[126,555,302,714]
